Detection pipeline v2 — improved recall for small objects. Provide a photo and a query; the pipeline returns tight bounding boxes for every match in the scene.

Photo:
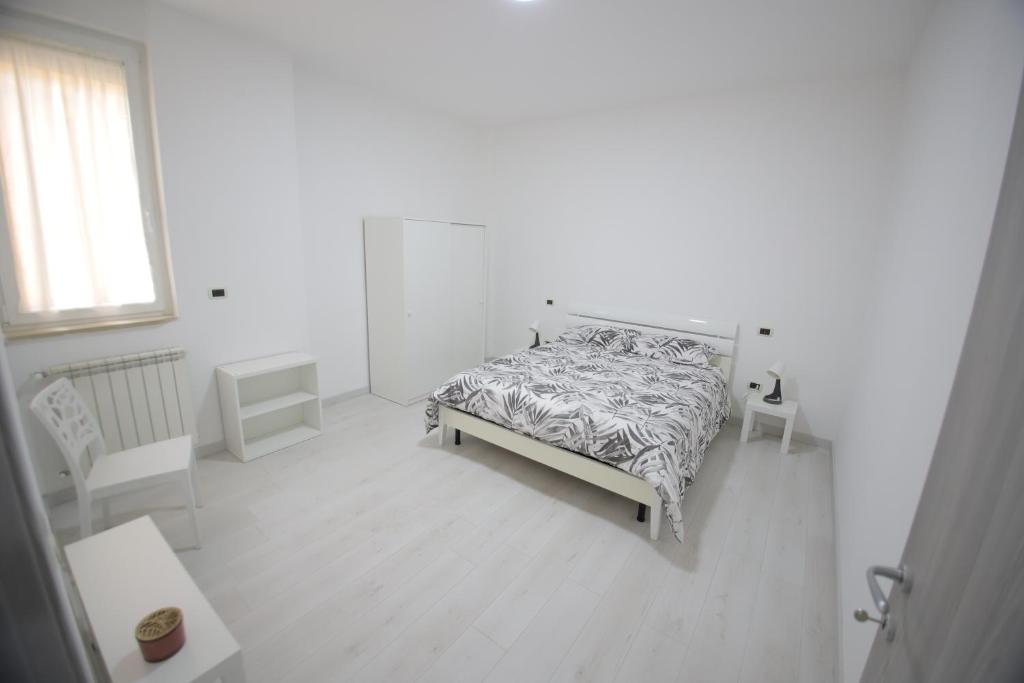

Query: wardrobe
[363,217,486,405]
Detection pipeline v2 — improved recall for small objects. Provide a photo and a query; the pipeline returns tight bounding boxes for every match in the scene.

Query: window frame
[0,8,177,339]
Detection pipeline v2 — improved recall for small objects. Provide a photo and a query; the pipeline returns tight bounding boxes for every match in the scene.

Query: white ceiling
[160,0,936,123]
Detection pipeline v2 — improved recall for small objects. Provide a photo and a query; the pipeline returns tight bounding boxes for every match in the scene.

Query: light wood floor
[52,393,838,683]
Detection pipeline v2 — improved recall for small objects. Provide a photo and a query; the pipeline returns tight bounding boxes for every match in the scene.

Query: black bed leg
[454,429,461,446]
[636,503,646,523]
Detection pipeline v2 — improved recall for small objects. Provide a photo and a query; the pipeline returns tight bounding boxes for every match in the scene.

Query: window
[0,11,175,338]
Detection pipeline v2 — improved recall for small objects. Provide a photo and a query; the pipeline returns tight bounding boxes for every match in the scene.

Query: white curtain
[0,36,155,314]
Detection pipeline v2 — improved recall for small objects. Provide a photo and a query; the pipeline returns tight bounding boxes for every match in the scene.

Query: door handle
[855,563,911,642]
[867,564,911,615]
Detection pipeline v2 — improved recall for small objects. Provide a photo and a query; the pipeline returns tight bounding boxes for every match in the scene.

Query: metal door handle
[855,564,911,642]
[853,606,896,642]
[853,609,885,626]
[867,564,911,615]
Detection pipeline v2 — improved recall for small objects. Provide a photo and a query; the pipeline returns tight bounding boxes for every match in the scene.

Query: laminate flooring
[51,393,838,683]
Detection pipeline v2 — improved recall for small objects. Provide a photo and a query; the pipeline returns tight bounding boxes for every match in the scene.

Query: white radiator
[41,348,195,459]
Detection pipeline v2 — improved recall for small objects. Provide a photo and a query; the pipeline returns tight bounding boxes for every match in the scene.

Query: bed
[425,307,736,542]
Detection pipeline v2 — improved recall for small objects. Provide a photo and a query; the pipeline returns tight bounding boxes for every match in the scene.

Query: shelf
[243,424,320,461]
[218,352,317,379]
[239,391,318,420]
[217,352,322,462]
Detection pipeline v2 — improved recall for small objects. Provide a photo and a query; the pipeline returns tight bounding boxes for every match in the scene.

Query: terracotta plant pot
[134,607,186,663]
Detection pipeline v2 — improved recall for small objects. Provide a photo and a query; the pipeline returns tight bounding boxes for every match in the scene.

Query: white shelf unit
[217,352,322,462]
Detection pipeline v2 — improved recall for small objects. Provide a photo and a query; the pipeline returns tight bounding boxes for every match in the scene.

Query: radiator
[41,348,195,458]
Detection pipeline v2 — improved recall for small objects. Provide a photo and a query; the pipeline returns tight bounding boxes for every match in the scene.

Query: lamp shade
[529,319,540,333]
[767,361,786,379]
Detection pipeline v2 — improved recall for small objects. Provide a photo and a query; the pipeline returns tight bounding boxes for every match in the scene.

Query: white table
[65,516,244,683]
[740,396,799,454]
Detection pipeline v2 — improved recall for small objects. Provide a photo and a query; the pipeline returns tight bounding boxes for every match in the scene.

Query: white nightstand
[740,396,799,454]
[65,516,245,683]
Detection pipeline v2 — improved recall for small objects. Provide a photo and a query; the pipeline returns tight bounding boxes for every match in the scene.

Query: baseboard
[43,486,75,509]
[760,422,832,449]
[831,444,845,683]
[322,385,370,407]
[196,439,227,458]
[726,413,832,450]
[43,387,372,510]
[195,389,368,459]
[195,388,368,460]
[485,346,528,362]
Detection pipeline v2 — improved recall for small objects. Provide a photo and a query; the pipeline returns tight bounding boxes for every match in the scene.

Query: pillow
[555,325,639,353]
[633,334,715,367]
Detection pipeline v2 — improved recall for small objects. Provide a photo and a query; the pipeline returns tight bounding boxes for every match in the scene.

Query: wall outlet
[209,288,227,299]
[758,326,773,337]
[546,299,554,305]
[749,381,761,391]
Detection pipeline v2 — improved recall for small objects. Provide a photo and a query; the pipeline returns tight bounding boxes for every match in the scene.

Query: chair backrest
[30,378,106,496]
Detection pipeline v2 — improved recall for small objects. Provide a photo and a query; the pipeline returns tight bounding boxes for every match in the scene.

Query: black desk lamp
[529,320,541,348]
[764,361,785,404]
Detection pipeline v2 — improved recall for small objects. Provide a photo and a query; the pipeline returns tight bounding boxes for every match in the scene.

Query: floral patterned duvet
[424,338,731,541]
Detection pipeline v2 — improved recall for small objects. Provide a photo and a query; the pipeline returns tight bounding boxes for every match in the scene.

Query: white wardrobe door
[447,224,485,376]
[403,220,452,401]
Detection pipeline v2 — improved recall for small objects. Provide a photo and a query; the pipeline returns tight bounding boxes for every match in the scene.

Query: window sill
[2,312,177,340]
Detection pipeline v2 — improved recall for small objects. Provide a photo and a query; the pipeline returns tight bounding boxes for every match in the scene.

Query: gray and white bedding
[424,325,731,542]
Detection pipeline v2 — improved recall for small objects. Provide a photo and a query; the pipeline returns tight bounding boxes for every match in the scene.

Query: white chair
[31,377,202,546]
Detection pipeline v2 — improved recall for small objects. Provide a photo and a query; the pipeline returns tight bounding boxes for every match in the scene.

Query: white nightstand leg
[781,417,795,454]
[740,406,754,443]
[211,651,246,682]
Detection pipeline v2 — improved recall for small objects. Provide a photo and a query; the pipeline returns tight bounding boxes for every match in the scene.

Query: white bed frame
[437,305,737,540]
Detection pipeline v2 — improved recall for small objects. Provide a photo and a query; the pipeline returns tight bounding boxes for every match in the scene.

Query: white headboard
[564,305,738,382]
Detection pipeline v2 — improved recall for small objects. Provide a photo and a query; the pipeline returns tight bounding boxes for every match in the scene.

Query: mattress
[424,338,731,541]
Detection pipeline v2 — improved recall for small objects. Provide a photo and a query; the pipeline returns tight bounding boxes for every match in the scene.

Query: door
[0,343,92,681]
[858,80,1024,681]
[446,223,485,376]
[403,220,451,401]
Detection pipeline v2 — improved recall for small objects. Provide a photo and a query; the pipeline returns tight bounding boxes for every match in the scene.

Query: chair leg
[190,454,204,508]
[78,497,93,539]
[182,473,201,549]
[100,498,112,531]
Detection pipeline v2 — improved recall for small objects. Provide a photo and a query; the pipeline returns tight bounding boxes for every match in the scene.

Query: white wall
[292,65,490,400]
[6,22,1023,683]
[2,0,494,494]
[833,1,1024,680]
[2,0,311,494]
[487,77,901,439]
